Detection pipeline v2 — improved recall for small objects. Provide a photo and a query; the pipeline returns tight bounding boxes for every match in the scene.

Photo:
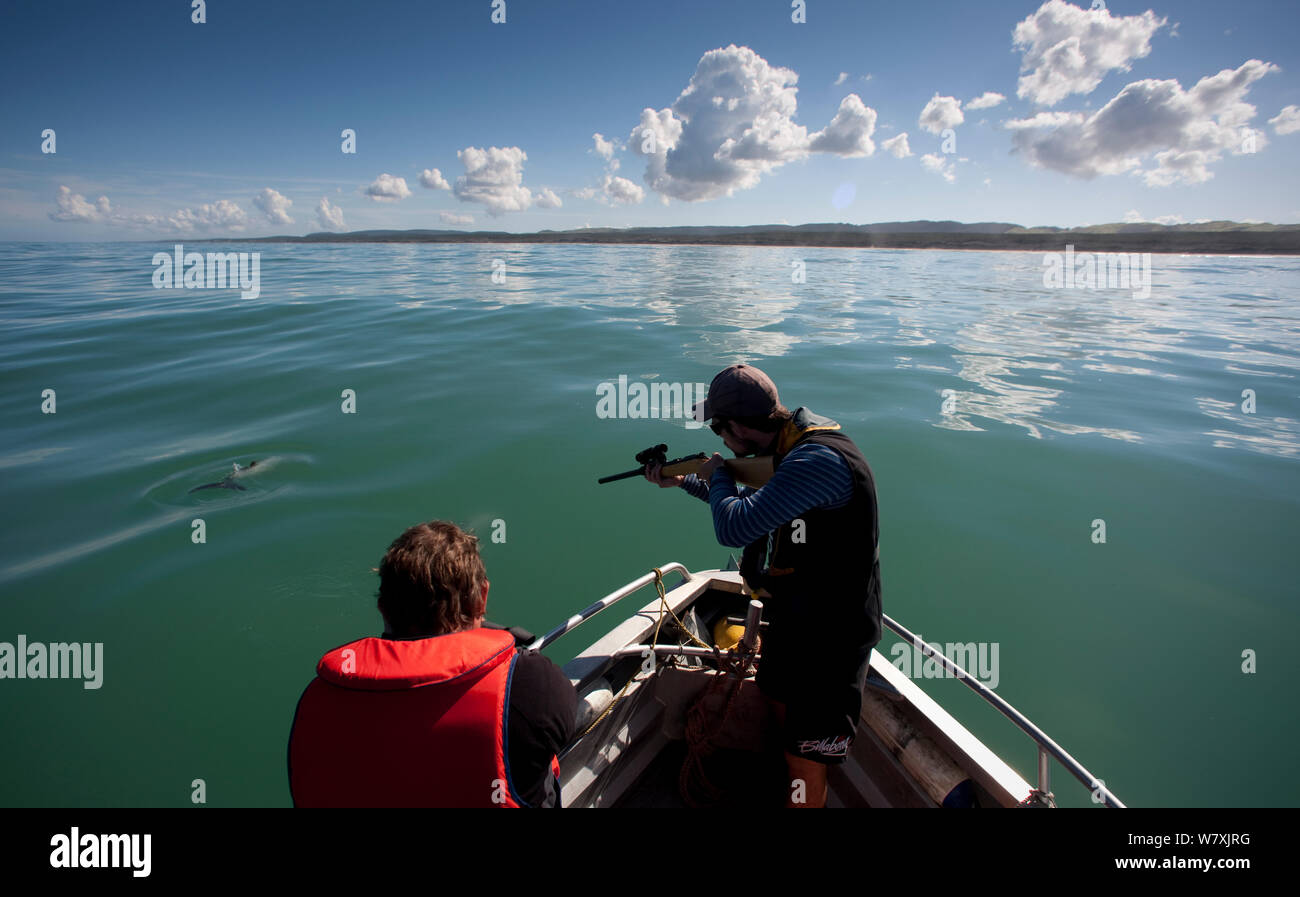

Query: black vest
[739,408,882,651]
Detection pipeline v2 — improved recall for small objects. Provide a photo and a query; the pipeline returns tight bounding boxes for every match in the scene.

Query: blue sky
[2,0,1298,240]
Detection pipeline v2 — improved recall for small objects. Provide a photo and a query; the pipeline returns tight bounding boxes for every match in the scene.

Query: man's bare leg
[767,698,828,808]
[784,752,828,808]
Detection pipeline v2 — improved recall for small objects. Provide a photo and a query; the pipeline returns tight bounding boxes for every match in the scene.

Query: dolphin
[189,461,259,493]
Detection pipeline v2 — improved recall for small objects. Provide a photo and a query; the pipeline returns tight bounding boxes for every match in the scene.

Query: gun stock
[597,444,773,488]
[661,455,773,488]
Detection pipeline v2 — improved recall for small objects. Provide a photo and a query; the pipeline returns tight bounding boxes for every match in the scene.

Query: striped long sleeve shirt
[679,443,854,548]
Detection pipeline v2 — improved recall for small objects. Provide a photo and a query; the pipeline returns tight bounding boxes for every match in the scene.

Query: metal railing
[882,613,1125,808]
[531,562,692,653]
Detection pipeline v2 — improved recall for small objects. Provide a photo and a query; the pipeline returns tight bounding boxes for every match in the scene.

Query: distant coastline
[230,220,1300,255]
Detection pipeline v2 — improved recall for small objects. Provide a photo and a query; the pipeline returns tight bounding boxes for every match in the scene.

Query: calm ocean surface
[1,241,1297,807]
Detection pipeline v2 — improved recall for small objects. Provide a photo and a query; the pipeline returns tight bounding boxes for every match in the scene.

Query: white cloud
[625,45,882,202]
[1269,105,1300,135]
[809,93,877,156]
[919,94,964,134]
[834,72,848,86]
[881,132,912,158]
[49,185,111,222]
[1122,210,1207,225]
[592,133,617,160]
[439,211,474,226]
[1013,0,1167,106]
[603,176,644,205]
[966,91,1006,110]
[419,168,450,190]
[365,173,412,202]
[534,187,563,209]
[1007,59,1278,186]
[574,172,644,204]
[921,153,956,183]
[49,186,250,232]
[315,197,345,231]
[583,130,645,204]
[453,146,534,215]
[165,200,248,232]
[579,174,646,205]
[253,188,294,226]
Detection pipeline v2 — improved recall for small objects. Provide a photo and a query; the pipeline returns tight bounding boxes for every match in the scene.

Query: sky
[2,0,1298,240]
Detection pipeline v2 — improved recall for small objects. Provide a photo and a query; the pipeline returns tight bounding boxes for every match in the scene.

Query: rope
[575,567,760,807]
[678,664,745,807]
[577,567,706,739]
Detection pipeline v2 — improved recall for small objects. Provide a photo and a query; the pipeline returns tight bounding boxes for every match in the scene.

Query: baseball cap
[693,364,781,421]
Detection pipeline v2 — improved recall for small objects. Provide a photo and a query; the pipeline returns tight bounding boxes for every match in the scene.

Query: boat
[531,561,1125,809]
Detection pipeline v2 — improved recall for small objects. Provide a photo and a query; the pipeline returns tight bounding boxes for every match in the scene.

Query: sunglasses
[709,417,731,436]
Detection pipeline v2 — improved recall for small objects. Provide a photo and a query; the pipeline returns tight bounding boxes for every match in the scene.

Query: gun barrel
[597,452,708,485]
[597,467,646,485]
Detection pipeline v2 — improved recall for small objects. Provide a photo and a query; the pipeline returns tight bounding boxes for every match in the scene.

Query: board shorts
[754,601,874,766]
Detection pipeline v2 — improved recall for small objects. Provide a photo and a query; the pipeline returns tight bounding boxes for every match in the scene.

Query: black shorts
[755,612,873,765]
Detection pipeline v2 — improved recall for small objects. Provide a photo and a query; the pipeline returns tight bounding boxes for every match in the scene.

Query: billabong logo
[797,735,852,757]
[49,828,150,877]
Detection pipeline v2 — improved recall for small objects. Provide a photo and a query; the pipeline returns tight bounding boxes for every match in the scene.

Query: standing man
[646,364,882,808]
[288,520,577,807]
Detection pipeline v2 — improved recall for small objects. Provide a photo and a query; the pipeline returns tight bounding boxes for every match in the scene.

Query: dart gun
[598,444,773,488]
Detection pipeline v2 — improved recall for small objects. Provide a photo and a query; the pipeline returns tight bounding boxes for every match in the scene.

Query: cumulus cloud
[1269,105,1300,135]
[881,132,912,158]
[452,146,535,216]
[49,186,249,232]
[1013,0,1167,106]
[966,91,1006,110]
[919,94,964,134]
[626,45,881,201]
[365,173,412,202]
[315,197,345,231]
[165,200,249,232]
[1123,209,1180,225]
[419,168,450,190]
[921,153,956,183]
[253,188,294,225]
[1007,59,1278,186]
[49,185,112,222]
[602,176,644,205]
[834,72,848,86]
[534,187,563,209]
[809,93,877,156]
[439,211,474,226]
[592,133,618,161]
[578,174,646,205]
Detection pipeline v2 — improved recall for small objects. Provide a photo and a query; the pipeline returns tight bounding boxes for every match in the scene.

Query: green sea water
[1,241,1297,807]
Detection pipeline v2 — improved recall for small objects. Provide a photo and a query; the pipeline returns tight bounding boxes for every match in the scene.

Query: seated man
[288,520,577,807]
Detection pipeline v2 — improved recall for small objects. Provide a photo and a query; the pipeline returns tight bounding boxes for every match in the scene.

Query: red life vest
[289,627,538,807]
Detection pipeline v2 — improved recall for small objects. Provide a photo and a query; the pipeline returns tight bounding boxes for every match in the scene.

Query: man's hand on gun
[644,452,725,488]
